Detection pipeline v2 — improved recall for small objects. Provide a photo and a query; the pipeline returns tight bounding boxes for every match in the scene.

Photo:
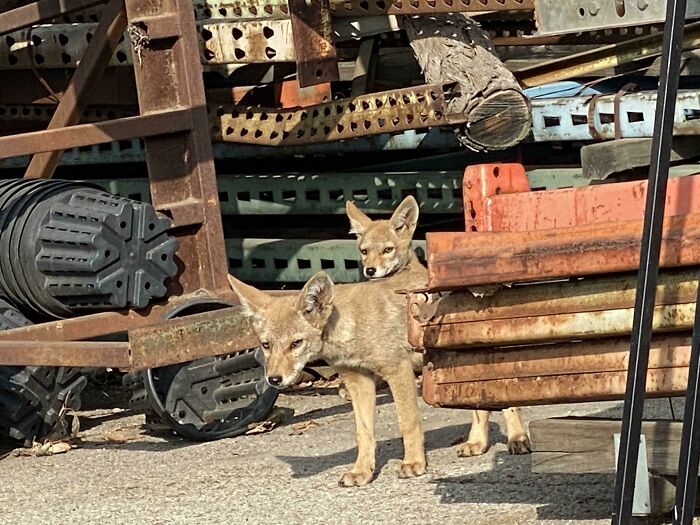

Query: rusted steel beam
[408,270,700,348]
[24,0,127,179]
[288,0,339,87]
[125,0,229,295]
[426,213,700,290]
[129,306,257,369]
[515,21,700,87]
[0,288,236,347]
[0,341,130,367]
[0,0,104,35]
[422,336,691,409]
[0,107,193,159]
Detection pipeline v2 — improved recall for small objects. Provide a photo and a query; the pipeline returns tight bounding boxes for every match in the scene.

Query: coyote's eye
[290,339,304,349]
[360,249,367,255]
[383,246,394,254]
[260,340,270,349]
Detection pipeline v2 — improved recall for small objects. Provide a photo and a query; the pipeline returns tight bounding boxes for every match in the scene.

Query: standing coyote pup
[228,248,426,485]
[346,195,531,457]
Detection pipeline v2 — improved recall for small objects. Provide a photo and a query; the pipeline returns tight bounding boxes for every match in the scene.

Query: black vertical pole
[673,282,700,524]
[610,0,687,523]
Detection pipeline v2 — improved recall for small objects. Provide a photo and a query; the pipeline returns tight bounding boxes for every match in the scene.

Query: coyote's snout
[228,270,426,486]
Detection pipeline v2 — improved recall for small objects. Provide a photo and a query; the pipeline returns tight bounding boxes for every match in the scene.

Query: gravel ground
[0,384,694,525]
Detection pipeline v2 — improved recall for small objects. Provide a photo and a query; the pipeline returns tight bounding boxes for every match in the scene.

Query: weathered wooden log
[400,14,532,151]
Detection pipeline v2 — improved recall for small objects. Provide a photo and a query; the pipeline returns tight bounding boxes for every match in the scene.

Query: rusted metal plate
[423,303,695,348]
[409,270,700,348]
[214,83,453,146]
[422,336,692,409]
[0,108,193,159]
[486,171,700,233]
[24,0,127,179]
[288,0,339,87]
[426,213,700,290]
[0,341,130,368]
[128,306,258,370]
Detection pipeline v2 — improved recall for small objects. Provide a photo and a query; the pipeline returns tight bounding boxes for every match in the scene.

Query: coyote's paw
[397,460,426,479]
[507,433,531,455]
[456,439,488,457]
[338,469,373,487]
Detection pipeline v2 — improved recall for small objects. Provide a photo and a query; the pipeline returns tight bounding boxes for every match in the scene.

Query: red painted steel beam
[486,172,700,233]
[24,0,127,179]
[426,213,700,290]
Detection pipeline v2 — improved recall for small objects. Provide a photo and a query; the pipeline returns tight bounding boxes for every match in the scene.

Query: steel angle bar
[0,16,405,70]
[0,0,104,35]
[24,0,127,180]
[226,238,426,283]
[0,129,462,168]
[530,90,700,142]
[516,21,700,87]
[0,108,193,159]
[611,0,687,522]
[214,84,453,146]
[84,171,463,214]
[57,0,534,23]
[534,0,700,36]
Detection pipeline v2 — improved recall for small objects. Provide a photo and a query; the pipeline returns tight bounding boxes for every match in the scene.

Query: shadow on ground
[277,422,504,478]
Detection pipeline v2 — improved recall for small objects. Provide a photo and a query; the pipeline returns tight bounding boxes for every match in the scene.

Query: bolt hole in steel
[142,300,278,441]
[615,0,625,16]
[578,6,585,16]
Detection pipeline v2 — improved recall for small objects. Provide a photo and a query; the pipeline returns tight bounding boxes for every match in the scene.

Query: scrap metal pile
[1,0,700,446]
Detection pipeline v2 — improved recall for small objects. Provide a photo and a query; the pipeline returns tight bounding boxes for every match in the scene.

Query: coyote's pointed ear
[296,271,335,328]
[389,195,419,238]
[345,200,372,237]
[228,274,271,320]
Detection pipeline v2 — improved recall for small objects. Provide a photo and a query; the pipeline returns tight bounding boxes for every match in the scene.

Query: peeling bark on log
[400,14,532,151]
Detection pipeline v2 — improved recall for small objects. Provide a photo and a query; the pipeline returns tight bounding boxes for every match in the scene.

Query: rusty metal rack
[0,0,286,443]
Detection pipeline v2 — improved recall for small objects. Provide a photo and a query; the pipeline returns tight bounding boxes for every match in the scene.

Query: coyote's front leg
[383,359,426,478]
[457,410,490,457]
[337,368,377,487]
[503,407,531,455]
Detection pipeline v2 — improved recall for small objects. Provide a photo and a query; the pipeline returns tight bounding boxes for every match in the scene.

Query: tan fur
[347,196,531,458]
[228,266,426,487]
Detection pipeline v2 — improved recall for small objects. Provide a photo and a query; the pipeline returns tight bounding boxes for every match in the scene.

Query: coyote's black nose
[268,375,283,386]
[366,267,376,276]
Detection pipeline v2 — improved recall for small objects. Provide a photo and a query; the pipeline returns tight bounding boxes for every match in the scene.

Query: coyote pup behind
[228,269,426,487]
[346,195,531,458]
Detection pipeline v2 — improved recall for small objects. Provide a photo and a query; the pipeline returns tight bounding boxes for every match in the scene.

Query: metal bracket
[288,0,339,87]
[534,0,700,36]
[613,433,651,516]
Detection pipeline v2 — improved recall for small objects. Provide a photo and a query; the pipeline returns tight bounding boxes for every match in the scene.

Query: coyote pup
[346,195,531,457]
[228,249,426,485]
